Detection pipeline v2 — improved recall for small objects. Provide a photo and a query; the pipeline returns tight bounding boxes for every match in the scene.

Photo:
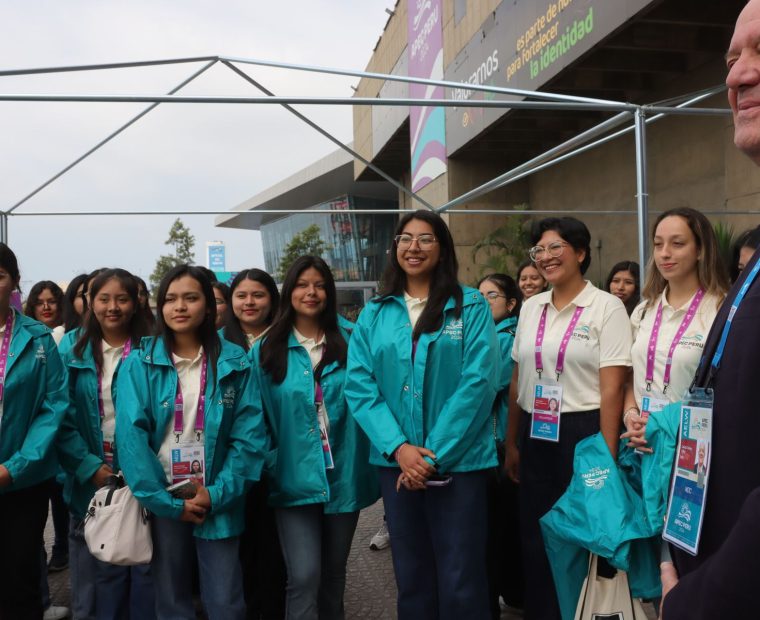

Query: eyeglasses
[34,299,58,308]
[394,234,438,250]
[481,291,506,300]
[529,241,568,262]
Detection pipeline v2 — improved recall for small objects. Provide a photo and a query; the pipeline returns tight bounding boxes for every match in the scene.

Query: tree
[276,224,328,281]
[150,218,196,291]
[470,203,532,279]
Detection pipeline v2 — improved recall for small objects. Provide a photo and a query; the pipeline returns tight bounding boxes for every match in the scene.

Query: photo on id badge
[530,381,562,442]
[171,444,205,484]
[664,404,712,554]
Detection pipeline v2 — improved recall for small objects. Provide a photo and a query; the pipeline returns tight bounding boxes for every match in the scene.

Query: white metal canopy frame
[0,54,734,268]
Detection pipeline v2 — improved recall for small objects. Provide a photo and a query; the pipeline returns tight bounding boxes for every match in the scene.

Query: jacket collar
[140,336,247,378]
[536,281,598,310]
[496,316,518,332]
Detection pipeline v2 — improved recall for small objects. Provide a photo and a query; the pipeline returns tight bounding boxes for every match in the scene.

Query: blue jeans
[275,505,359,620]
[70,515,156,620]
[379,468,490,620]
[151,516,245,620]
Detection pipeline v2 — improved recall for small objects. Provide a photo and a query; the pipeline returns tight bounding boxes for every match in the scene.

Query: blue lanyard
[710,258,760,372]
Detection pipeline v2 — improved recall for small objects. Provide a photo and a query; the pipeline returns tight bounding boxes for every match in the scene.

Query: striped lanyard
[645,289,704,392]
[534,304,584,380]
[0,312,14,403]
[174,353,208,443]
[97,339,132,419]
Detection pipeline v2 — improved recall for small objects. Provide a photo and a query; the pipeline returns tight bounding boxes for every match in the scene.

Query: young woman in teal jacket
[57,268,153,619]
[478,273,523,617]
[345,210,500,620]
[0,244,69,618]
[115,265,267,620]
[252,256,378,620]
[220,268,287,619]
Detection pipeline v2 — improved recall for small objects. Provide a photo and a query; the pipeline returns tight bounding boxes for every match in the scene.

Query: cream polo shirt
[512,281,633,412]
[245,326,270,348]
[100,340,125,443]
[630,289,722,407]
[293,328,329,434]
[158,348,204,481]
[404,292,427,330]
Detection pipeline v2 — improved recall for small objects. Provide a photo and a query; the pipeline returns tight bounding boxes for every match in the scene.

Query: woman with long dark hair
[221,269,279,351]
[57,268,153,619]
[516,259,548,300]
[0,244,68,618]
[62,273,88,333]
[134,275,156,332]
[115,265,267,619]
[220,268,285,619]
[253,256,378,620]
[477,273,523,617]
[605,261,641,316]
[346,210,499,619]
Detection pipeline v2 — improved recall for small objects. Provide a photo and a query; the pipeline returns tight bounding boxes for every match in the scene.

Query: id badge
[640,390,668,421]
[316,402,335,470]
[530,380,562,442]
[662,388,713,555]
[171,442,206,485]
[102,436,115,468]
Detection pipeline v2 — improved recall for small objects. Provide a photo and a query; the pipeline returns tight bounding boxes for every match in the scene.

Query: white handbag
[574,554,648,620]
[84,472,152,565]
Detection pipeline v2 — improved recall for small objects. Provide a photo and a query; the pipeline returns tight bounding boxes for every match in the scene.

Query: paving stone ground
[44,500,656,619]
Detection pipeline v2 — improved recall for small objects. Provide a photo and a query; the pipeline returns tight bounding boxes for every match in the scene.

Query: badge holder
[635,385,669,456]
[529,379,563,443]
[316,402,335,470]
[662,387,713,555]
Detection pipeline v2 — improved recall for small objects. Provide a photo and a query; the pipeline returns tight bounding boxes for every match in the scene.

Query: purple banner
[408,0,447,193]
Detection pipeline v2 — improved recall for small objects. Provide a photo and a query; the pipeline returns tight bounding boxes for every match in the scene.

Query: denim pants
[379,468,490,620]
[275,504,359,620]
[69,515,156,620]
[151,516,245,620]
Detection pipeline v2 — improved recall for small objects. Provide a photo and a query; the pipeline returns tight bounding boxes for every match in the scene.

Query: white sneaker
[43,605,70,620]
[369,522,390,550]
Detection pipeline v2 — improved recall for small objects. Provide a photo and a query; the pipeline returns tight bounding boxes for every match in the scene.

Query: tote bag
[574,554,647,620]
[84,472,152,565]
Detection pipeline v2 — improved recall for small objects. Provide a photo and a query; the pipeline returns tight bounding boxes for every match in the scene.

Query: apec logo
[442,318,463,341]
[582,466,610,490]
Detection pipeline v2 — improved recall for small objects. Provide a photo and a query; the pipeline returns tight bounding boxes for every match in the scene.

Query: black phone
[166,479,197,499]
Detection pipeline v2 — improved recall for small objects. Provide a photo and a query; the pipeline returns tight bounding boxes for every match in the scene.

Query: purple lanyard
[97,339,132,419]
[174,353,208,442]
[0,312,14,403]
[534,304,584,380]
[645,288,704,391]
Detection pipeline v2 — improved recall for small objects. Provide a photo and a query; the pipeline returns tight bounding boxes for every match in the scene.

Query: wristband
[393,443,406,463]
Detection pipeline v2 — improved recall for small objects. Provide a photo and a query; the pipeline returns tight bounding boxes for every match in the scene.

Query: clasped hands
[395,442,437,492]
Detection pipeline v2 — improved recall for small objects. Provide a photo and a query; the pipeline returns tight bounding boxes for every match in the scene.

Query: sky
[0,1,393,292]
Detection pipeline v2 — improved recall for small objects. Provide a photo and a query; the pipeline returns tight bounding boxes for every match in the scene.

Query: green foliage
[276,224,328,281]
[471,203,532,279]
[713,221,737,276]
[150,218,196,291]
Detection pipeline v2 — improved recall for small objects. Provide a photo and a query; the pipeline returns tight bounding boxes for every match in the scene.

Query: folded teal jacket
[250,325,379,513]
[540,432,662,620]
[0,310,68,492]
[115,336,267,539]
[57,338,133,519]
[345,286,499,473]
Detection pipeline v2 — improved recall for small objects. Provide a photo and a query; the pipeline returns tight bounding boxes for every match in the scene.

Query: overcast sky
[0,1,393,292]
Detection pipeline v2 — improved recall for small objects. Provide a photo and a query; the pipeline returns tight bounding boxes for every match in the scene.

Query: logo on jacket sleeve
[35,344,47,362]
[582,466,609,489]
[442,318,463,341]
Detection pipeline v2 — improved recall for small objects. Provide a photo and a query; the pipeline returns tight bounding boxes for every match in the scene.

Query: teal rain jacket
[493,316,517,445]
[540,433,663,620]
[0,310,68,492]
[345,286,499,473]
[251,324,379,513]
[115,336,267,540]
[57,338,128,519]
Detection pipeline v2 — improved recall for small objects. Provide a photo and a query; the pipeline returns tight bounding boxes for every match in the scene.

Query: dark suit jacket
[665,246,760,617]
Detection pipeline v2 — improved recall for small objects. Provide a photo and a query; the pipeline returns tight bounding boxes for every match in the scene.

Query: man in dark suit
[660,1,760,616]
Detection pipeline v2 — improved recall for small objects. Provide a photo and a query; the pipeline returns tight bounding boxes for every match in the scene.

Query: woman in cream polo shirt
[504,216,632,620]
[622,207,728,452]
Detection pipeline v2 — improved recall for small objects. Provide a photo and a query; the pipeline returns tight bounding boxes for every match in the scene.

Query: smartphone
[425,475,453,487]
[167,479,197,499]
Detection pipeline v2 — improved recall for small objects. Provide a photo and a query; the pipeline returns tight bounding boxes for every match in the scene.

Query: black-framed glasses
[394,234,438,250]
[529,241,568,262]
